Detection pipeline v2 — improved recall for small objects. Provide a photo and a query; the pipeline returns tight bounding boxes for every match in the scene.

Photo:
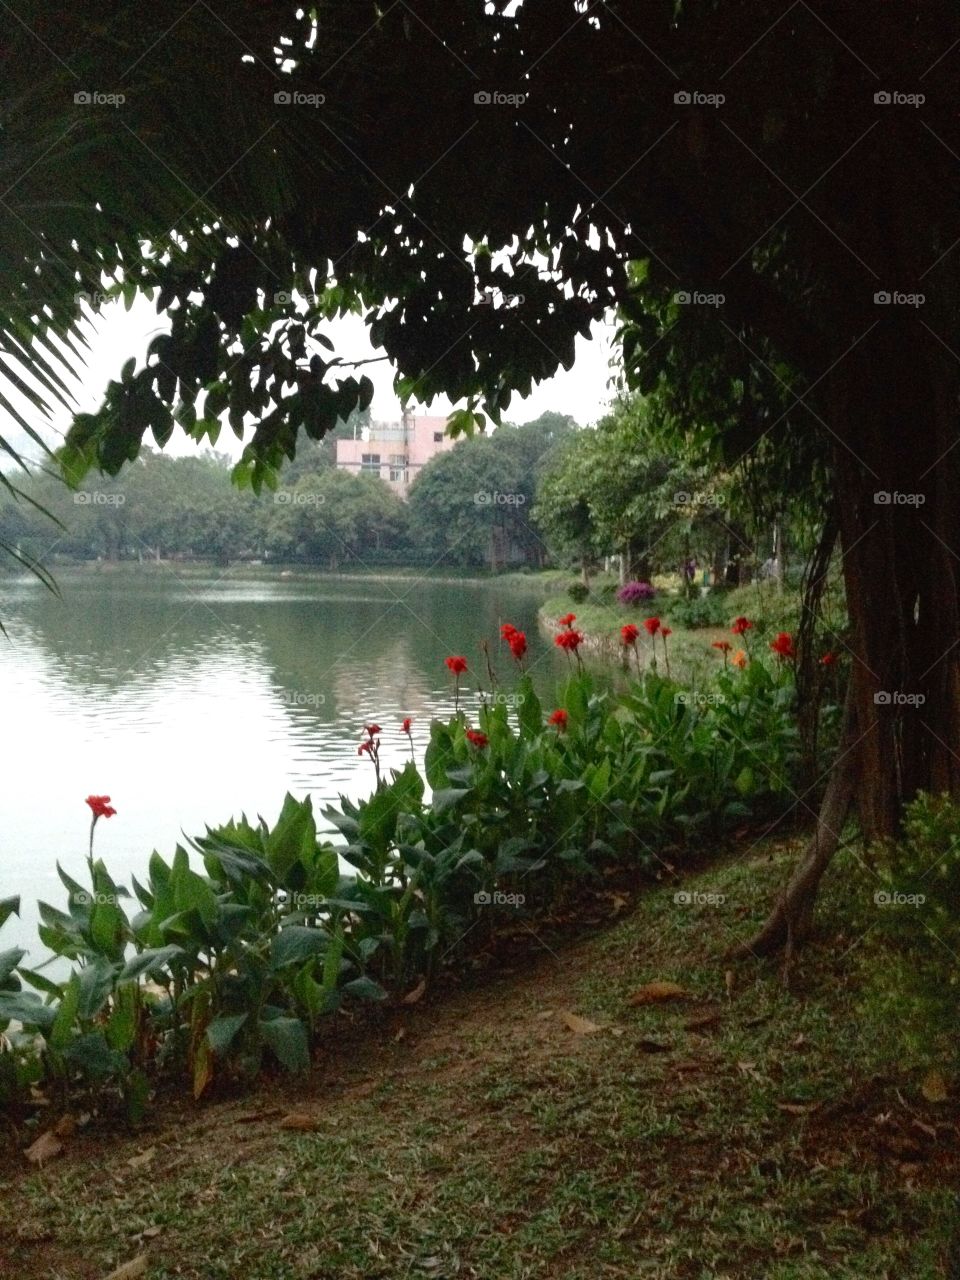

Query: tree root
[726,681,858,976]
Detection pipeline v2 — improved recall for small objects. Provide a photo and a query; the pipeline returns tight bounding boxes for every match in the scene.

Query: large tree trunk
[736,329,960,960]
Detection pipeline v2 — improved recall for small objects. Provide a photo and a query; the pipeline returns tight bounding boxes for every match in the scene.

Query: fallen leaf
[737,1060,763,1082]
[744,1014,772,1028]
[912,1118,938,1140]
[53,1114,77,1139]
[24,1131,63,1166]
[560,1011,603,1034]
[536,1009,554,1021]
[921,1070,949,1103]
[126,1147,156,1170]
[103,1256,148,1280]
[278,1113,321,1132]
[627,981,689,1006]
[402,977,427,1005]
[344,1081,378,1100]
[685,1012,721,1031]
[776,1101,820,1115]
[235,1108,283,1125]
[724,969,735,999]
[394,1026,406,1042]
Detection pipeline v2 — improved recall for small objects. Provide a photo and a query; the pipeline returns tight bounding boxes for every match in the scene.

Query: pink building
[334,409,457,498]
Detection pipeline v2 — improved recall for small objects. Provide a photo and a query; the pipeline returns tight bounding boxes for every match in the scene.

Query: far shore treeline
[1,401,790,583]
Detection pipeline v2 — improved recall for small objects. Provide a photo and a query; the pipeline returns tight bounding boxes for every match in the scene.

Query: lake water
[0,567,565,962]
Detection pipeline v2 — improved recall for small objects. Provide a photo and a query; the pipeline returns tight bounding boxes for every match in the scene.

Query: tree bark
[727,679,857,962]
[735,325,960,961]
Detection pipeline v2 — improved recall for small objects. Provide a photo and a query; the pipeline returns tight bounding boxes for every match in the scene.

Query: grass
[2,841,957,1279]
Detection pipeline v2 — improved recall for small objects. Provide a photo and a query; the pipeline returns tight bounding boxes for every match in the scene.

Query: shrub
[867,792,960,1069]
[664,589,733,630]
[567,582,590,603]
[616,580,656,606]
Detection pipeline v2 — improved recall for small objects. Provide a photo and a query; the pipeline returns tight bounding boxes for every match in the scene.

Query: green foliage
[663,589,735,630]
[3,636,816,1115]
[866,792,960,1068]
[567,582,590,603]
[407,414,577,571]
[533,397,747,578]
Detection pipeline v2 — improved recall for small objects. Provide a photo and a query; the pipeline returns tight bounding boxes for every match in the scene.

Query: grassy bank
[3,841,955,1280]
[0,561,570,592]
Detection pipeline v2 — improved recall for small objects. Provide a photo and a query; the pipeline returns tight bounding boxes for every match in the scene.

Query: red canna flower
[85,795,116,820]
[465,729,488,748]
[660,626,673,639]
[643,616,660,636]
[507,630,527,660]
[548,708,568,730]
[731,648,747,669]
[500,623,518,639]
[621,623,640,646]
[731,616,753,636]
[820,652,838,666]
[84,794,116,868]
[712,640,732,653]
[365,723,381,737]
[557,613,576,628]
[445,656,468,675]
[401,716,412,734]
[555,629,584,651]
[358,741,372,756]
[770,631,795,659]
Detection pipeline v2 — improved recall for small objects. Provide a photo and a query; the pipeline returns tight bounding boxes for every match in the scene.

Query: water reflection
[0,568,562,960]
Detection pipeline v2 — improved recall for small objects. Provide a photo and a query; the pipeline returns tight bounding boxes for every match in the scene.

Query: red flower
[770,631,795,659]
[500,623,518,639]
[712,640,731,653]
[465,729,488,748]
[507,630,527,660]
[85,795,116,820]
[365,723,381,737]
[621,623,640,646]
[555,629,584,651]
[445,656,468,675]
[731,616,753,636]
[820,652,838,666]
[548,708,568,730]
[643,616,660,636]
[660,626,673,639]
[401,717,412,734]
[557,613,576,628]
[358,741,372,756]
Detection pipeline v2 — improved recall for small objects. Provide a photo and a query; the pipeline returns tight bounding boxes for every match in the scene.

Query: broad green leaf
[259,1015,310,1072]
[206,1012,248,1056]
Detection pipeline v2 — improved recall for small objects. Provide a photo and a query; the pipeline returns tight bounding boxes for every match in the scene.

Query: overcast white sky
[12,296,619,465]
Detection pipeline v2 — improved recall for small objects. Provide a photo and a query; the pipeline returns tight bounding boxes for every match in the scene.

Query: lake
[0,566,566,962]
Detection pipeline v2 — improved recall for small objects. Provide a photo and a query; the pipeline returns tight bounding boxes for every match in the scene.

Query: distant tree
[264,469,410,569]
[408,416,574,571]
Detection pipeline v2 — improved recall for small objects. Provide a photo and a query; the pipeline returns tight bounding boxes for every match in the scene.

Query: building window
[389,454,408,483]
[433,432,444,443]
[360,453,381,474]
